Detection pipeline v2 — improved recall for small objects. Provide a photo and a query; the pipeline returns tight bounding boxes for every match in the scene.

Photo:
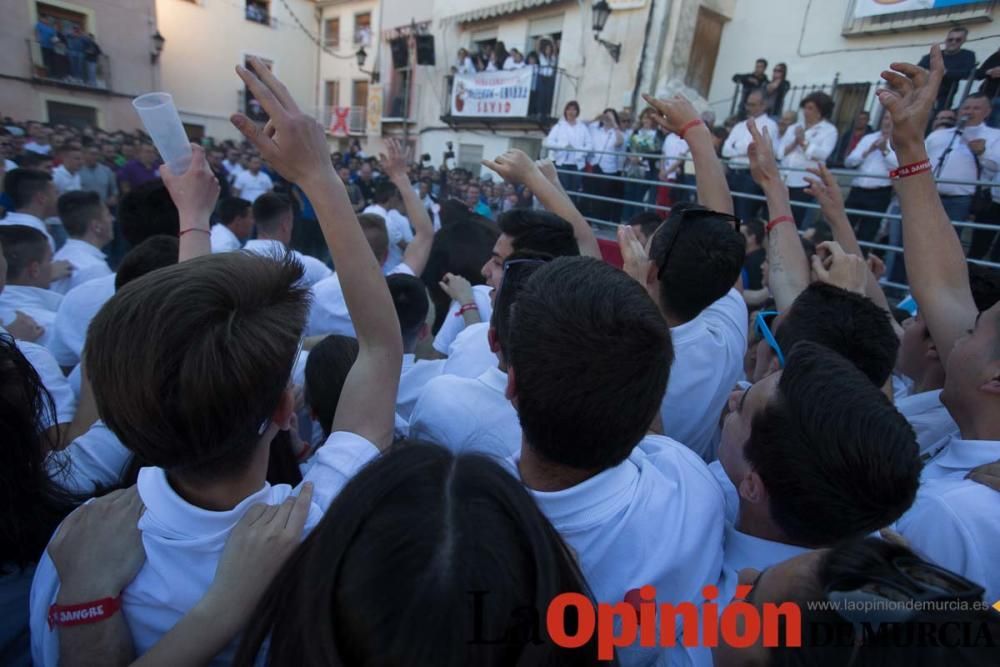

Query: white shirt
[0,211,56,252]
[24,141,51,155]
[49,273,116,367]
[708,459,740,526]
[50,239,112,294]
[308,263,414,337]
[895,389,959,458]
[232,170,273,202]
[779,120,839,187]
[30,431,380,665]
[844,131,899,189]
[455,56,475,74]
[661,133,691,181]
[0,284,62,351]
[432,284,493,356]
[722,114,780,168]
[965,123,1000,203]
[5,332,76,428]
[222,160,244,183]
[51,165,81,194]
[925,128,978,196]
[362,204,413,274]
[397,353,445,422]
[587,122,623,173]
[920,435,999,482]
[510,434,725,662]
[242,239,332,288]
[409,366,520,461]
[440,320,497,379]
[661,288,748,462]
[717,523,810,602]
[544,119,592,169]
[47,421,130,496]
[209,224,242,253]
[502,56,525,70]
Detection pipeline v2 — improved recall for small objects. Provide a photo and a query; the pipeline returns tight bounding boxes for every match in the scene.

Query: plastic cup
[132,92,192,175]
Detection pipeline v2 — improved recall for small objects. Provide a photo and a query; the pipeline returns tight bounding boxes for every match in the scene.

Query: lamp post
[591,1,621,63]
[356,46,377,81]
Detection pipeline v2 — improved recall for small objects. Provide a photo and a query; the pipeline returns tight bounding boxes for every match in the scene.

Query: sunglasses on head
[656,207,741,280]
[754,310,784,368]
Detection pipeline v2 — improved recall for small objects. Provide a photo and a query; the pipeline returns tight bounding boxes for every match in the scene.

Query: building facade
[0,0,161,130]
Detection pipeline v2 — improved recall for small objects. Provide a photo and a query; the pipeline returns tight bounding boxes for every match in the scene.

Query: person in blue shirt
[35,16,57,76]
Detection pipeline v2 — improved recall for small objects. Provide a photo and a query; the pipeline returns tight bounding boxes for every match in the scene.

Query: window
[457,143,484,174]
[324,17,340,49]
[354,12,371,45]
[246,0,269,25]
[36,2,87,33]
[352,80,369,108]
[182,123,205,142]
[325,80,340,109]
[243,55,273,121]
[684,7,725,98]
[46,101,96,130]
[386,69,410,118]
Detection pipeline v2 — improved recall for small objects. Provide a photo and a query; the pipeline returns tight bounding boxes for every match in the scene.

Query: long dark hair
[235,442,608,666]
[0,335,80,571]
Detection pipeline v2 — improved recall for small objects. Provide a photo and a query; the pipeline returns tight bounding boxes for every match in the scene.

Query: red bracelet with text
[455,303,479,317]
[679,119,703,141]
[766,215,794,233]
[889,159,932,180]
[48,595,122,629]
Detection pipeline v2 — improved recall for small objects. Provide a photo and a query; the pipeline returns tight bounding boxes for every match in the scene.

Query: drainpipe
[631,0,673,110]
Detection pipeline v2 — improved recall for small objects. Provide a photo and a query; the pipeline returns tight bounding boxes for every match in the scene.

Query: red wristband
[679,119,704,141]
[455,303,479,317]
[889,159,931,180]
[48,595,122,629]
[179,227,210,237]
[766,215,794,233]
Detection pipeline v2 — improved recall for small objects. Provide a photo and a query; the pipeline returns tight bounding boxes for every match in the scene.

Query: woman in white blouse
[543,100,592,204]
[779,91,838,227]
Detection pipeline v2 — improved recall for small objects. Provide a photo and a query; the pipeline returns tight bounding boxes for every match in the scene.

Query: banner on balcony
[853,0,988,19]
[450,68,533,118]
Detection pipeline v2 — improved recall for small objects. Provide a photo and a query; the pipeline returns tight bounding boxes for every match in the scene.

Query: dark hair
[373,180,399,205]
[744,218,765,246]
[387,274,429,348]
[234,443,603,666]
[423,216,498,332]
[770,537,1000,664]
[304,335,359,438]
[117,180,179,246]
[497,209,579,258]
[756,58,768,67]
[57,190,103,238]
[87,253,309,480]
[491,251,552,363]
[0,225,49,281]
[563,100,581,119]
[253,193,292,234]
[965,91,989,102]
[508,257,671,470]
[3,168,52,210]
[627,211,663,242]
[114,235,179,291]
[358,212,389,263]
[17,152,53,170]
[649,203,746,323]
[969,263,1000,312]
[948,25,969,36]
[745,342,920,547]
[800,91,835,119]
[776,283,899,387]
[217,196,252,226]
[0,335,78,571]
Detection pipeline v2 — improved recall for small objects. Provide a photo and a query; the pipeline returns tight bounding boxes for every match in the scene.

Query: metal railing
[26,39,111,91]
[325,106,367,136]
[537,145,1000,294]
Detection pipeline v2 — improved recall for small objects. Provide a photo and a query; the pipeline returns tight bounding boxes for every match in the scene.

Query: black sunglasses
[656,207,741,280]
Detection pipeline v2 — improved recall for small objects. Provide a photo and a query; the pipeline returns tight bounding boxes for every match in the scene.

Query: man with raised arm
[879,46,1000,603]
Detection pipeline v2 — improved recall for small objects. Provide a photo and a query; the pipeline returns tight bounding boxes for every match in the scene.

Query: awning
[448,0,567,25]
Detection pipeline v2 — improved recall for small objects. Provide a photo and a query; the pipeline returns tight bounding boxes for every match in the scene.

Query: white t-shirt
[48,273,116,367]
[0,285,63,351]
[3,331,76,428]
[47,421,130,496]
[894,389,959,459]
[708,459,740,526]
[232,170,273,202]
[397,353,445,423]
[30,431,380,665]
[241,239,332,288]
[308,263,415,337]
[409,366,520,461]
[52,165,81,194]
[432,284,493,355]
[543,119,592,169]
[363,204,413,274]
[779,120,839,188]
[660,133,690,180]
[660,288,748,462]
[717,523,811,603]
[50,239,112,295]
[440,321,496,379]
[844,131,898,190]
[509,434,725,663]
[722,114,780,168]
[919,436,998,482]
[209,224,242,253]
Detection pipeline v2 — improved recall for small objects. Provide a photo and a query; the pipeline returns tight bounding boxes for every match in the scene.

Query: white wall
[707,0,1000,119]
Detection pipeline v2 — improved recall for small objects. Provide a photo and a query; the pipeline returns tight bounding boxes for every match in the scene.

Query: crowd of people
[0,44,999,666]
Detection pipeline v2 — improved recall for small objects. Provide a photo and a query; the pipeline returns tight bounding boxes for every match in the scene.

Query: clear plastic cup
[132,92,192,175]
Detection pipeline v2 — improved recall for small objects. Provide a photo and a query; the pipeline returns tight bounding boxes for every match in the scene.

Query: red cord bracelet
[766,215,794,233]
[179,228,210,237]
[889,159,931,180]
[48,595,122,629]
[455,303,479,317]
[679,119,703,141]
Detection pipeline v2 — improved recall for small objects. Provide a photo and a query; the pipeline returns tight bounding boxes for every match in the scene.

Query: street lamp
[591,1,621,63]
[150,30,165,64]
[355,46,378,81]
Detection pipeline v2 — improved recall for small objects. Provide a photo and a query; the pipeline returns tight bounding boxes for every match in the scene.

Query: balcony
[326,106,367,136]
[440,68,564,131]
[26,40,111,93]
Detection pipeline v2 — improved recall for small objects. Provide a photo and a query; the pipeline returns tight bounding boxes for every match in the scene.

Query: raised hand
[379,137,410,181]
[439,272,474,306]
[482,149,540,186]
[50,260,74,283]
[804,164,845,217]
[747,118,782,191]
[159,144,220,228]
[641,93,700,136]
[811,241,868,295]
[232,57,336,189]
[876,45,944,153]
[6,310,44,342]
[535,158,558,186]
[617,224,652,286]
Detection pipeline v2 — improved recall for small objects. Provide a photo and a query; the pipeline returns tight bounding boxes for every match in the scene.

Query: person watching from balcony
[732,58,769,120]
[723,89,779,222]
[919,26,976,111]
[83,32,101,86]
[65,25,86,84]
[453,47,475,75]
[843,112,898,242]
[764,63,790,116]
[35,16,57,78]
[543,101,591,204]
[779,91,838,228]
[830,110,873,168]
[503,48,526,70]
